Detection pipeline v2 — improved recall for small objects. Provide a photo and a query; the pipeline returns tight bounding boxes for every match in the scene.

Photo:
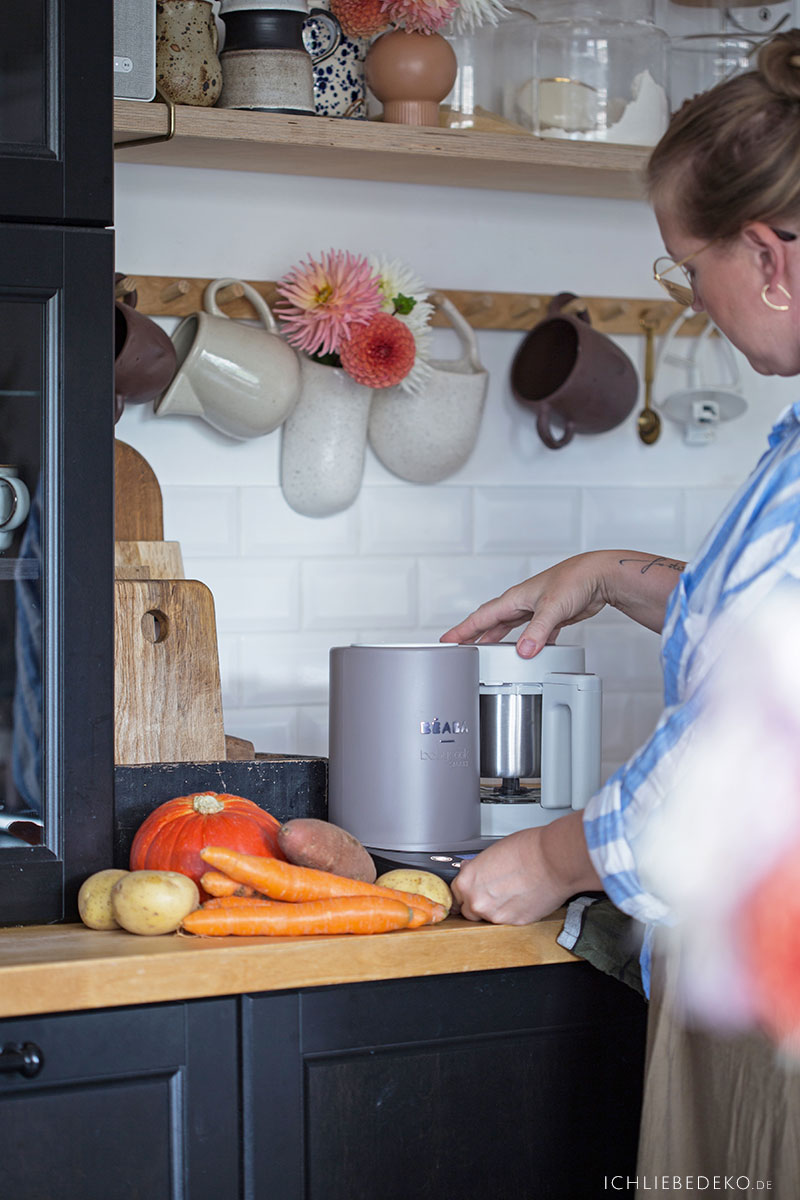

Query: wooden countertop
[0,914,577,1018]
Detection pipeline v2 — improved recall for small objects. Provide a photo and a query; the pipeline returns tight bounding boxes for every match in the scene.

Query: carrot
[182,895,414,937]
[200,869,260,899]
[202,895,272,908]
[200,846,447,924]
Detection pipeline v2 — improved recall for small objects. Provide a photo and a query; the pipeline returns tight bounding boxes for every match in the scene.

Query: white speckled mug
[0,466,31,552]
[368,293,489,484]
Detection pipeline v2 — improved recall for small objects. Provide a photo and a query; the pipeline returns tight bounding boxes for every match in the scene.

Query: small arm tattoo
[618,556,685,575]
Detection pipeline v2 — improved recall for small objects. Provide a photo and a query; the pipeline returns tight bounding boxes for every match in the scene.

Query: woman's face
[654,202,800,377]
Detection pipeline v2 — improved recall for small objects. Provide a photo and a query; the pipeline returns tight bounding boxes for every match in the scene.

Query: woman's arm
[440,549,685,654]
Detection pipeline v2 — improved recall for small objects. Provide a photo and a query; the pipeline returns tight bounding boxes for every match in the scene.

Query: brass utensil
[637,316,661,444]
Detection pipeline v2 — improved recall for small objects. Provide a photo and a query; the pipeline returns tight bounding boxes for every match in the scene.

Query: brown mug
[114,298,178,423]
[510,292,638,450]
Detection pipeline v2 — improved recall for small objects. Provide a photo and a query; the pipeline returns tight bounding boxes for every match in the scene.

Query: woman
[442,30,800,1187]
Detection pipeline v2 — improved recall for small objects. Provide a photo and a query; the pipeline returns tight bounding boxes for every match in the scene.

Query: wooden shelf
[114,99,650,198]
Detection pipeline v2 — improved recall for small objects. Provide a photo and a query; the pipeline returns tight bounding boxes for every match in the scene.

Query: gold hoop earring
[761,282,792,311]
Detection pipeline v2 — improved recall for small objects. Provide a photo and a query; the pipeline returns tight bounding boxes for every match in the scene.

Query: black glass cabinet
[0,0,114,923]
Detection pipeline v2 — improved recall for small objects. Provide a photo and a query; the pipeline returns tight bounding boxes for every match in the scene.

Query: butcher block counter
[0,911,577,1018]
[0,914,647,1200]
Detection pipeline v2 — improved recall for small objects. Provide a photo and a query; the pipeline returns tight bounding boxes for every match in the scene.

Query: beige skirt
[636,932,800,1196]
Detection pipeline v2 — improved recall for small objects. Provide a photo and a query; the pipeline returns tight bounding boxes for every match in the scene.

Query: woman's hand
[452,813,603,925]
[440,552,611,657]
[440,549,685,654]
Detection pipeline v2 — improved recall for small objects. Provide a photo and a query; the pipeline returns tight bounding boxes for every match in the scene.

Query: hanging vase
[365,29,458,126]
[368,293,489,484]
[280,356,374,517]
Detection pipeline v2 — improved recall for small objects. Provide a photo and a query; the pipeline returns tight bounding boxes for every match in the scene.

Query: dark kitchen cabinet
[243,963,647,1200]
[0,0,113,226]
[0,998,240,1200]
[0,0,114,923]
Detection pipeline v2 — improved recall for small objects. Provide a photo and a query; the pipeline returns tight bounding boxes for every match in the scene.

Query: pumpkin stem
[192,793,226,815]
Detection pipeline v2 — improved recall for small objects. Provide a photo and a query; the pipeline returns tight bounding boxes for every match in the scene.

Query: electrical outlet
[725,3,793,35]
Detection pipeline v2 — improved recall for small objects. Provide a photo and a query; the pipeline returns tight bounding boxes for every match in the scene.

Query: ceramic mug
[218,5,341,114]
[156,0,223,106]
[114,298,178,422]
[0,466,31,552]
[155,279,301,440]
[510,292,638,449]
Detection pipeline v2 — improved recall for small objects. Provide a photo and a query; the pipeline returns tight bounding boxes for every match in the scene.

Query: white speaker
[114,0,157,100]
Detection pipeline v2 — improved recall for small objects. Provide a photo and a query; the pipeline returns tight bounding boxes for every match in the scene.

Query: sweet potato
[276,818,377,882]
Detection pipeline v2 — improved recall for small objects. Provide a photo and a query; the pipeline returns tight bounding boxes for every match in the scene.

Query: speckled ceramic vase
[280,357,373,516]
[368,293,488,484]
[306,0,369,118]
[156,0,222,106]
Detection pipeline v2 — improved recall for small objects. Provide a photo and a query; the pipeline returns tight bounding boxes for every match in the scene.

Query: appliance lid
[478,641,586,684]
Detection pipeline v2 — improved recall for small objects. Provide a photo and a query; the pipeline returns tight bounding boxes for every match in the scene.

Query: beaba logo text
[419,718,469,735]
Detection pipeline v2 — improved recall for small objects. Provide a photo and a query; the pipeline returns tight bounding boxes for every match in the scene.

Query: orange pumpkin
[130,792,285,897]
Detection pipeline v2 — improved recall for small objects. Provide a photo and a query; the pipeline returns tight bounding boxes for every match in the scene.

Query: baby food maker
[327,641,602,879]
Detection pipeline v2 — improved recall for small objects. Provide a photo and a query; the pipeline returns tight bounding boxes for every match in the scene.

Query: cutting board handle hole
[141,609,169,644]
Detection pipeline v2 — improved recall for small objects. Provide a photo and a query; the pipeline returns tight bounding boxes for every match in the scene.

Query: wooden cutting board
[115,440,164,540]
[114,578,226,765]
[115,540,185,579]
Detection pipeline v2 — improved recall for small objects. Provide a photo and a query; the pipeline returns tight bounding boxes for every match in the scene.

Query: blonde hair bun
[758,30,800,102]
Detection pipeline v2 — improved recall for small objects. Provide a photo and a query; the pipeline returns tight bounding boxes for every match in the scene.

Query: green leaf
[392,293,416,316]
[311,350,343,368]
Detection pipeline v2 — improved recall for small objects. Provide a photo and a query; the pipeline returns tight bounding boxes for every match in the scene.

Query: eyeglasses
[653,228,798,307]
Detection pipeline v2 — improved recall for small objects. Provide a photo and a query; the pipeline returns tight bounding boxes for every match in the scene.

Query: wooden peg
[461,293,495,318]
[115,275,137,299]
[510,296,542,321]
[215,281,245,306]
[561,297,589,318]
[599,302,626,323]
[160,279,190,303]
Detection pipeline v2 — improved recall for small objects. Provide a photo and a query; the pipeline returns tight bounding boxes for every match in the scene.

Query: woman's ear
[741,222,789,285]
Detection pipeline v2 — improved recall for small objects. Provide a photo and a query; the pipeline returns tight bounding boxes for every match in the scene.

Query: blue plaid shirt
[583,400,800,995]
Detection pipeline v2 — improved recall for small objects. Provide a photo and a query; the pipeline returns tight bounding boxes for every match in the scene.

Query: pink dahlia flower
[380,0,459,33]
[276,250,382,358]
[340,312,416,388]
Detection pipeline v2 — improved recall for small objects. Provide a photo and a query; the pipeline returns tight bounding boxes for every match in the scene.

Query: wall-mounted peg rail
[118,274,709,337]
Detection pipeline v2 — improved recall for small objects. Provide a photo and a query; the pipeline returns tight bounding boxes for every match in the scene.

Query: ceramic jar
[280,358,373,516]
[368,294,488,484]
[307,0,370,118]
[156,0,222,106]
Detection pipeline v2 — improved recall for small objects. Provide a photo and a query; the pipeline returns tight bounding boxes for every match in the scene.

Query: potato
[111,870,200,936]
[375,869,454,916]
[278,818,377,883]
[78,869,130,930]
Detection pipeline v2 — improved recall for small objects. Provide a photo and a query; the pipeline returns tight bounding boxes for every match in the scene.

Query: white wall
[114,162,798,777]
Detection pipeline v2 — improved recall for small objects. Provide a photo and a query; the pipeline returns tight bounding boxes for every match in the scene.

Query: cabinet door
[243,964,647,1200]
[0,999,240,1200]
[0,0,112,225]
[0,224,114,924]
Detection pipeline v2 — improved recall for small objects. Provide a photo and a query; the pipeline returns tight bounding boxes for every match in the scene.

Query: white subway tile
[190,558,301,633]
[475,487,581,555]
[238,631,350,706]
[296,706,330,757]
[161,485,240,556]
[600,693,635,758]
[302,559,416,628]
[418,555,530,629]
[582,622,663,691]
[221,706,298,755]
[684,487,737,559]
[241,486,359,556]
[583,487,685,557]
[360,486,471,555]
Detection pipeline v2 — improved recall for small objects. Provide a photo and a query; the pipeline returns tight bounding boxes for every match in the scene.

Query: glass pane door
[0,300,43,849]
[0,1,47,150]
